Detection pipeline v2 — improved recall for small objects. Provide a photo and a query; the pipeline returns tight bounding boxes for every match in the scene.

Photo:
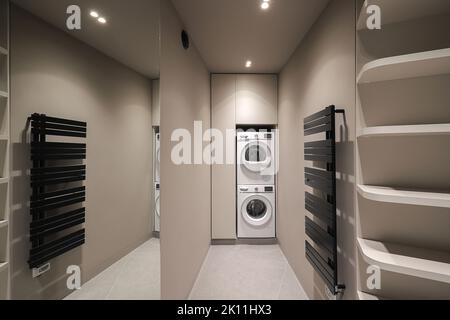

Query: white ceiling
[172,0,330,73]
[12,0,160,79]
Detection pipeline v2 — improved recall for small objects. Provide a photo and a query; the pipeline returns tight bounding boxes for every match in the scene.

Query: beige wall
[10,7,153,299]
[277,0,356,300]
[159,0,211,299]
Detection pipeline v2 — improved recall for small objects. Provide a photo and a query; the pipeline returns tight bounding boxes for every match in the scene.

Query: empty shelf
[0,47,7,56]
[357,185,450,208]
[0,220,7,229]
[357,48,450,83]
[357,124,450,138]
[0,262,7,273]
[0,91,8,98]
[357,290,383,300]
[0,178,8,184]
[357,238,450,284]
[357,0,450,30]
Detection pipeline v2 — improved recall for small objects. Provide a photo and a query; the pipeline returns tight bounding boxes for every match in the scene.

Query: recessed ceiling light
[261,0,270,10]
[98,17,107,24]
[246,60,252,68]
[90,11,99,18]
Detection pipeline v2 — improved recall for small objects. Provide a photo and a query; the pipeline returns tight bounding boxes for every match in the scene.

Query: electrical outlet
[32,263,51,278]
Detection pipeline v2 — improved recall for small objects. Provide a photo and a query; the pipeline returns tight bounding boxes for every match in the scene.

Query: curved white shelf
[357,48,450,83]
[0,262,7,273]
[0,46,7,56]
[0,91,8,98]
[0,220,8,229]
[357,290,383,300]
[357,185,450,208]
[357,124,450,138]
[0,178,9,184]
[358,238,450,284]
[358,0,450,31]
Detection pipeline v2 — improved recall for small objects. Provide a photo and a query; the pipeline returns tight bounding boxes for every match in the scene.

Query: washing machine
[154,133,160,183]
[237,131,275,185]
[154,183,160,232]
[237,185,276,239]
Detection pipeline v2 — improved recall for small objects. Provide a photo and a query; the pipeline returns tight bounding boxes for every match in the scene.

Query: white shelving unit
[357,48,450,83]
[356,0,450,299]
[357,290,382,300]
[0,0,9,300]
[357,185,450,208]
[357,124,450,138]
[357,0,450,30]
[358,238,450,284]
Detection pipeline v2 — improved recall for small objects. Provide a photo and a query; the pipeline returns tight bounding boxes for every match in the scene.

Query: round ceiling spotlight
[261,0,270,10]
[90,11,99,18]
[98,17,107,24]
[181,30,190,50]
[246,60,253,68]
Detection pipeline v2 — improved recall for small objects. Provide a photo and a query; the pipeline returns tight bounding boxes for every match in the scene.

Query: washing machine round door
[241,141,272,173]
[241,195,273,227]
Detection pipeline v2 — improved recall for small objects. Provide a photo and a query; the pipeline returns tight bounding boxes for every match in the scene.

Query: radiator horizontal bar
[31,186,85,201]
[31,165,86,175]
[30,214,85,240]
[31,114,86,128]
[304,140,333,148]
[31,176,86,188]
[31,190,85,208]
[31,122,87,133]
[305,173,333,194]
[305,216,335,255]
[304,147,332,156]
[31,142,86,149]
[304,115,332,130]
[32,148,86,155]
[305,241,335,291]
[305,192,334,226]
[305,167,333,181]
[303,106,333,124]
[29,229,85,268]
[31,208,85,228]
[31,154,86,161]
[304,154,333,163]
[30,196,85,213]
[31,170,85,182]
[304,123,332,136]
[31,128,86,138]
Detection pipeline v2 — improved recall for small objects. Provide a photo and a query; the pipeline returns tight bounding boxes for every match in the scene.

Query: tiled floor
[189,245,309,300]
[65,238,160,300]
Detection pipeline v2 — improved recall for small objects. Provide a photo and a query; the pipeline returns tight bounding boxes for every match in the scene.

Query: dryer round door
[241,195,273,227]
[241,141,272,173]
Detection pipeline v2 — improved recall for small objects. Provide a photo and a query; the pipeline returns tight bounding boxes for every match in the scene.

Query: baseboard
[211,238,278,245]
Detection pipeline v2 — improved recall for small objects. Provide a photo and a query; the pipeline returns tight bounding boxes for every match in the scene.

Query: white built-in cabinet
[236,74,278,125]
[0,0,9,300]
[152,79,160,126]
[211,74,278,240]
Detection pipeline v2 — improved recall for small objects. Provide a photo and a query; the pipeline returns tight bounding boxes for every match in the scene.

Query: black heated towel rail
[28,114,87,269]
[304,105,345,296]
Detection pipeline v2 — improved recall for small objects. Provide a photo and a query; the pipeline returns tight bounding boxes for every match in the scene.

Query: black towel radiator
[28,114,87,270]
[304,105,345,296]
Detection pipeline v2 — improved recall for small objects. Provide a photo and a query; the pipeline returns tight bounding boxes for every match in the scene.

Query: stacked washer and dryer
[154,132,160,233]
[237,131,276,239]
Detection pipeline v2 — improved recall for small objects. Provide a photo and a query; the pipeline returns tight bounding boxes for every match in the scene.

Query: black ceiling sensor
[181,30,190,50]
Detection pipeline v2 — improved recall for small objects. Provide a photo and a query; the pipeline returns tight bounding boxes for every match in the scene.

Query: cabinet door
[152,79,160,126]
[211,74,236,240]
[236,74,278,125]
